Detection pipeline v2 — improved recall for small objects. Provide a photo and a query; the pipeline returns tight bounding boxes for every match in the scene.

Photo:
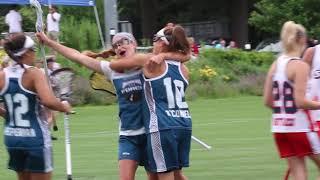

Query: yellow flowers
[222,75,230,81]
[197,65,231,82]
[199,65,217,81]
[0,49,7,64]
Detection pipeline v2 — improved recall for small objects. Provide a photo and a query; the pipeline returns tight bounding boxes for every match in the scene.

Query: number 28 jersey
[143,61,192,133]
[272,55,317,132]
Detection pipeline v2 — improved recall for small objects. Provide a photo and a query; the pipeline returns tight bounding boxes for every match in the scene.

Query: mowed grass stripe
[0,96,319,179]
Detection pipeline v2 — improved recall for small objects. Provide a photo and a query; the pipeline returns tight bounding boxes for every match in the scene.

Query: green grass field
[0,96,318,179]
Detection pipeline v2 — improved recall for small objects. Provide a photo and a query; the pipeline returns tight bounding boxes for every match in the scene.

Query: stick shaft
[191,135,212,150]
[64,114,72,177]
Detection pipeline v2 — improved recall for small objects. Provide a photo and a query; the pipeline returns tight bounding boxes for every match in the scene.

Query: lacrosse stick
[191,136,212,150]
[29,0,51,85]
[89,72,116,95]
[50,68,75,180]
[88,65,212,150]
[83,49,116,95]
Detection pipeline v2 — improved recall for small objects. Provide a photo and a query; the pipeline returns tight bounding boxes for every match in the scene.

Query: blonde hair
[280,21,306,54]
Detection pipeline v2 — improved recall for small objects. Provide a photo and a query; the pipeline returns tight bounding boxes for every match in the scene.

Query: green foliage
[19,6,38,32]
[249,0,320,37]
[0,16,6,33]
[187,49,274,99]
[60,16,100,52]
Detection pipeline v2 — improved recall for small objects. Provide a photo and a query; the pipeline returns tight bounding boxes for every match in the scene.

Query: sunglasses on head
[153,34,172,43]
[153,35,164,42]
[112,38,132,49]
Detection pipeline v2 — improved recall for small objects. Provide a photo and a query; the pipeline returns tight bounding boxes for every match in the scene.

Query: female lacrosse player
[1,33,71,180]
[263,21,320,180]
[108,25,192,180]
[36,31,188,180]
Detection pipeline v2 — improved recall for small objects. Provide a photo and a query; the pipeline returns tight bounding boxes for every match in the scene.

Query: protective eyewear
[112,38,131,49]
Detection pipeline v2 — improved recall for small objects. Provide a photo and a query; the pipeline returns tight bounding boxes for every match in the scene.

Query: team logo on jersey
[313,70,320,79]
[121,79,143,102]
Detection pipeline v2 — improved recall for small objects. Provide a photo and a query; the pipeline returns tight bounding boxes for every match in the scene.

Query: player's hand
[150,54,165,65]
[61,101,72,114]
[36,32,50,45]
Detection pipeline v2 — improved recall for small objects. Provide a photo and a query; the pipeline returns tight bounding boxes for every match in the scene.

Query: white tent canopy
[0,0,105,49]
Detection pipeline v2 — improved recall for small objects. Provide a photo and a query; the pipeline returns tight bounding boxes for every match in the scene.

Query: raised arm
[31,68,71,113]
[36,32,104,74]
[149,52,191,65]
[110,53,152,72]
[290,61,320,109]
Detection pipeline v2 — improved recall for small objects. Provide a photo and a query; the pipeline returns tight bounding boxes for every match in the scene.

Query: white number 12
[4,93,30,127]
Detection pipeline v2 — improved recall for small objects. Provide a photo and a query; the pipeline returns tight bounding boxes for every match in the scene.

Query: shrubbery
[0,48,275,105]
[186,49,274,99]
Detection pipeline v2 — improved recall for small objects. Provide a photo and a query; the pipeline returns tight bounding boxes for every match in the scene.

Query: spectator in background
[46,56,61,140]
[215,38,226,49]
[227,40,238,49]
[5,6,23,35]
[188,37,199,58]
[47,6,61,55]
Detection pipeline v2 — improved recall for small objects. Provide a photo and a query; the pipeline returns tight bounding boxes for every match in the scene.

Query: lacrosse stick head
[29,0,44,32]
[89,72,116,96]
[50,68,75,101]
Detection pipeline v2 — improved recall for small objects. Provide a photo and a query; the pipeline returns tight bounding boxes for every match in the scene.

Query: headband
[13,36,35,57]
[112,32,136,44]
[156,28,170,45]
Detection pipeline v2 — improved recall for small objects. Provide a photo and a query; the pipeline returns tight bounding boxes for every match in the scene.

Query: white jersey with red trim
[307,45,320,122]
[271,55,317,132]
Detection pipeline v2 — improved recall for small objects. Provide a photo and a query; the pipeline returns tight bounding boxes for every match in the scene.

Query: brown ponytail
[164,25,190,54]
[82,49,116,59]
[3,33,26,68]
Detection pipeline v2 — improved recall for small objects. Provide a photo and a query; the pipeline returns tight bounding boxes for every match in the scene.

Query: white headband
[112,32,136,44]
[156,28,170,45]
[13,36,35,57]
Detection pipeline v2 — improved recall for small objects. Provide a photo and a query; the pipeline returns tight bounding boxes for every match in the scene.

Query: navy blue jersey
[101,61,145,136]
[1,65,50,149]
[143,61,192,133]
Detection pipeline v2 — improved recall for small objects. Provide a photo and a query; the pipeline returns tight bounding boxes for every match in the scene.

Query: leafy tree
[249,0,320,38]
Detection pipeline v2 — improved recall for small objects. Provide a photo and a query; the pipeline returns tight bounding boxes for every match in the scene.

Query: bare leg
[119,159,138,180]
[17,171,31,180]
[30,172,52,180]
[147,171,158,180]
[308,154,320,180]
[52,111,58,131]
[157,171,174,180]
[174,170,188,180]
[45,108,54,126]
[287,156,307,180]
[283,168,290,180]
